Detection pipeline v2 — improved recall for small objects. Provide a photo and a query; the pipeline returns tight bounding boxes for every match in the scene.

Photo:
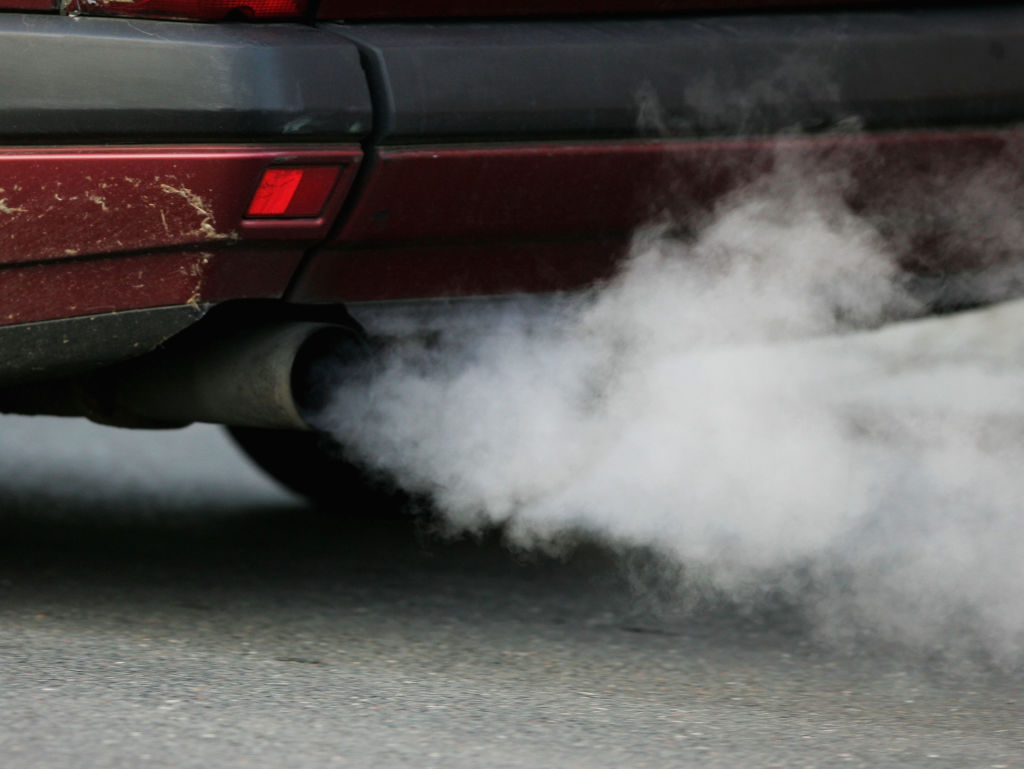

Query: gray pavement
[0,417,1022,768]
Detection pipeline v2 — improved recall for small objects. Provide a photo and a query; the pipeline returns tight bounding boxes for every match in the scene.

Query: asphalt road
[0,416,1022,768]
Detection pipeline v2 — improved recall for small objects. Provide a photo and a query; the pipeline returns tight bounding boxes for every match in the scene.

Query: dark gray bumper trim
[0,15,372,141]
[0,305,205,387]
[333,7,1024,142]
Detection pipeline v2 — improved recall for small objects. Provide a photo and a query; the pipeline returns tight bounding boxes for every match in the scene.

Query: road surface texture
[0,416,1021,768]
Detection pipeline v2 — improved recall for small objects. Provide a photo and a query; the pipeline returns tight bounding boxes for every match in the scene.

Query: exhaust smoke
[315,160,1024,664]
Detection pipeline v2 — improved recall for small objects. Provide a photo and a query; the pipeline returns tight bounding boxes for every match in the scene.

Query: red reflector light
[64,0,307,21]
[246,166,341,218]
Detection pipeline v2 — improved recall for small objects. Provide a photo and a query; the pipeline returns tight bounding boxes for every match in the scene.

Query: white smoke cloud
[318,165,1024,665]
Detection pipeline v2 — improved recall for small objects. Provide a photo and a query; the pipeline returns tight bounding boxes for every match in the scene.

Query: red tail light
[246,166,342,218]
[64,0,307,21]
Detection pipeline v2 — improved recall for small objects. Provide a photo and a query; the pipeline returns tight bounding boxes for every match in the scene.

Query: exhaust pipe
[0,321,367,430]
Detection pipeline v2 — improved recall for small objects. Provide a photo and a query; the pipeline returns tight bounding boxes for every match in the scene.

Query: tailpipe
[104,322,365,429]
[0,322,367,430]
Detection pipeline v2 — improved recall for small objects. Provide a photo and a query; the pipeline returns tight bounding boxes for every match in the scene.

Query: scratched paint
[0,147,360,267]
[0,249,306,327]
[159,184,236,242]
[0,146,360,326]
[0,163,243,265]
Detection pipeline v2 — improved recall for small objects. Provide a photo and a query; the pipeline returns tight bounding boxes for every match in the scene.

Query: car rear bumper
[331,7,1024,143]
[5,8,1024,143]
[3,7,1024,385]
[0,15,371,141]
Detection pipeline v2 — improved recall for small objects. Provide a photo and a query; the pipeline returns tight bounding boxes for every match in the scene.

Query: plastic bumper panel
[0,15,372,141]
[331,7,1024,142]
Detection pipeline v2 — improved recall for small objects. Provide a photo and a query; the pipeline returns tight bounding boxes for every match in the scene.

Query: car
[2,0,1023,505]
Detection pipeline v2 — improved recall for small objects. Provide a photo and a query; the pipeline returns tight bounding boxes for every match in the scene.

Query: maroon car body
[2,0,1024,441]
